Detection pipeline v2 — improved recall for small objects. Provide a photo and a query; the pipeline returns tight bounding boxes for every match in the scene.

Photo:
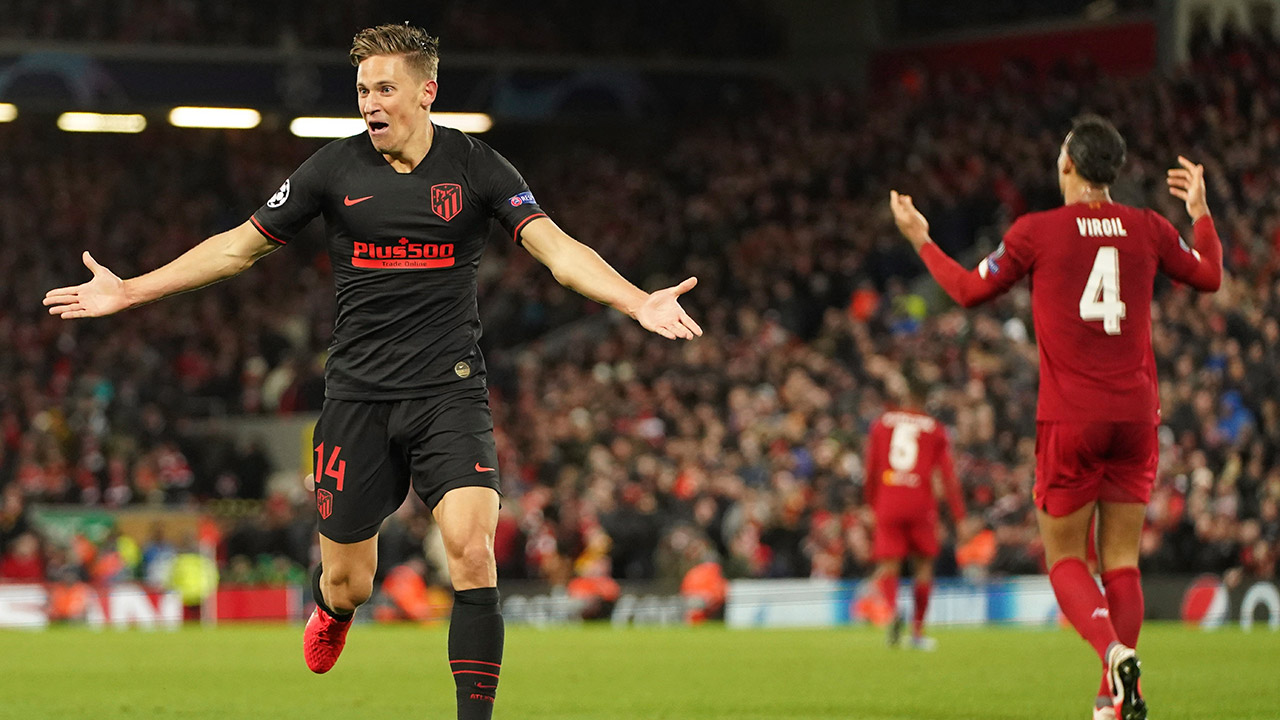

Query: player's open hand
[43,251,130,319]
[1167,156,1209,222]
[636,277,703,340]
[889,190,930,251]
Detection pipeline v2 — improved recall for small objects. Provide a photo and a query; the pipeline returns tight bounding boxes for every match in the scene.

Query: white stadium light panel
[433,112,492,133]
[289,117,366,138]
[289,113,492,139]
[168,106,261,129]
[0,103,16,122]
[57,112,146,134]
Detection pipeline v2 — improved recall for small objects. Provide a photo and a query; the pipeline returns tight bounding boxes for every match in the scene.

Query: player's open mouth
[368,121,389,135]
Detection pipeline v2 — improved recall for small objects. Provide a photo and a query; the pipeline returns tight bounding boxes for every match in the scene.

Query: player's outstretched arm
[519,217,702,340]
[1164,156,1222,292]
[889,191,1007,308]
[44,220,278,319]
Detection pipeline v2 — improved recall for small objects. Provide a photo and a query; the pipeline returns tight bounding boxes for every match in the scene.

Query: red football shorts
[1034,421,1158,517]
[873,511,939,560]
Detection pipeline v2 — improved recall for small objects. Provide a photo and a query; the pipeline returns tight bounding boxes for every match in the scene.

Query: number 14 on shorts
[314,443,347,491]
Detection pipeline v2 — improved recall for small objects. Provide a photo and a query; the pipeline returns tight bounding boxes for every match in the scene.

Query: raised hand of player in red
[1167,156,1209,222]
[889,190,930,251]
[636,276,703,340]
[43,251,131,319]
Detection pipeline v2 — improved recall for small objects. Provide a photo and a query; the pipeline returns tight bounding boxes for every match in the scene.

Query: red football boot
[303,607,353,673]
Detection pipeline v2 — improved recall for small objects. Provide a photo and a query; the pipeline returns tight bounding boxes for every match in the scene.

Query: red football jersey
[920,205,1222,423]
[864,409,965,521]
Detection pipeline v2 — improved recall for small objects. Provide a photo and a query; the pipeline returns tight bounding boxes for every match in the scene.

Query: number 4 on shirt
[1079,246,1126,335]
[314,443,346,491]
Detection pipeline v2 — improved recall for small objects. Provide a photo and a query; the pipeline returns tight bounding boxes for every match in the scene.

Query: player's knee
[1099,549,1140,573]
[451,539,496,586]
[325,565,375,609]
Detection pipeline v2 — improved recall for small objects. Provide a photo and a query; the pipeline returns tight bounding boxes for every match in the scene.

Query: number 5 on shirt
[1079,246,1126,335]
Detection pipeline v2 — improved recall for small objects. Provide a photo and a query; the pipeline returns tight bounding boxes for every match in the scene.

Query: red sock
[1102,567,1143,646]
[878,573,899,617]
[1098,567,1143,697]
[1049,558,1118,664]
[912,580,932,636]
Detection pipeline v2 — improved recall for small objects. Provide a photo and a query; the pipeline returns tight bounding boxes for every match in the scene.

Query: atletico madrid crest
[316,489,333,519]
[431,183,463,222]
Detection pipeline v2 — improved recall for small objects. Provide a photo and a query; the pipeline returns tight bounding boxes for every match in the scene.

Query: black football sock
[449,587,504,720]
[311,563,353,620]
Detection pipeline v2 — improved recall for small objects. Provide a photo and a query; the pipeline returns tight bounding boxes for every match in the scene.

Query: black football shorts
[310,386,501,543]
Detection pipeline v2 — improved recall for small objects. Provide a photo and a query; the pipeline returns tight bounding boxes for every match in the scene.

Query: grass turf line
[0,622,1276,719]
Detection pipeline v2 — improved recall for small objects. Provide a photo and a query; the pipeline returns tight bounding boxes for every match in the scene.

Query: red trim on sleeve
[512,213,548,244]
[250,215,286,245]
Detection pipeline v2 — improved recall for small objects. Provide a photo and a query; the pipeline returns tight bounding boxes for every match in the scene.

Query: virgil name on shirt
[251,125,547,400]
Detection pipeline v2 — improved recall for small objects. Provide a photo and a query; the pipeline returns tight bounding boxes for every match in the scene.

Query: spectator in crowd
[0,486,32,550]
[0,532,44,581]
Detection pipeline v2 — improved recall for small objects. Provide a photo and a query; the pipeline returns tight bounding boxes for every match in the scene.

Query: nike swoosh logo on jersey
[476,683,497,689]
[475,463,495,473]
[343,195,373,206]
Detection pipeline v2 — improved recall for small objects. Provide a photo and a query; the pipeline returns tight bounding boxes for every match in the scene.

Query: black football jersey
[251,125,547,399]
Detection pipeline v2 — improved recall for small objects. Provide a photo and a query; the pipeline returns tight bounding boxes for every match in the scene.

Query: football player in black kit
[43,23,701,720]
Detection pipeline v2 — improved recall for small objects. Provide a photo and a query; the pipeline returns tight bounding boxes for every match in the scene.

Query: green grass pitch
[1,622,1276,719]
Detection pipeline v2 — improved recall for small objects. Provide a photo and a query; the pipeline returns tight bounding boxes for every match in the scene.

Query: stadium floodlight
[289,116,366,138]
[168,106,261,129]
[433,112,492,133]
[0,103,16,122]
[289,112,493,139]
[57,112,147,133]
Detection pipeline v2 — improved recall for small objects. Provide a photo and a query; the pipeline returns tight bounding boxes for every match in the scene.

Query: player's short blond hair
[350,23,440,80]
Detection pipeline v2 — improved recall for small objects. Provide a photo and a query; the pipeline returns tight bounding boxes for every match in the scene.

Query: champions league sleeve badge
[267,179,290,208]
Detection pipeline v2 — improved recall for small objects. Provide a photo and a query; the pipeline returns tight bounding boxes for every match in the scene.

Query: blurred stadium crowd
[2,24,1279,595]
[0,0,786,58]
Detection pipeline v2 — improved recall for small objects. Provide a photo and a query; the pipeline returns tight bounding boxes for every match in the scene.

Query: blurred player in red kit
[864,376,965,650]
[890,115,1221,720]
